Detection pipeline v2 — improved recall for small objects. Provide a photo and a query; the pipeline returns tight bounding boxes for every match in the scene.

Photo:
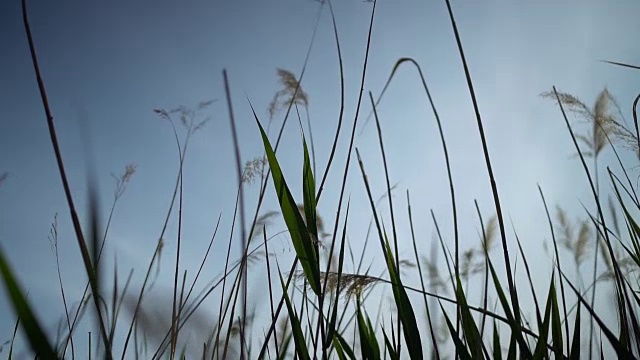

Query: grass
[3,0,640,358]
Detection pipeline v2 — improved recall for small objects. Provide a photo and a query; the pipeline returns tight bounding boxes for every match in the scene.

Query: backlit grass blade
[0,247,58,359]
[279,272,311,360]
[256,120,321,295]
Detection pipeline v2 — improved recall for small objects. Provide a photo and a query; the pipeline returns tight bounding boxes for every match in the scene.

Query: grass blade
[0,248,58,359]
[440,302,472,360]
[256,120,321,295]
[279,271,311,360]
[492,321,502,360]
[569,303,581,360]
[356,149,423,359]
[532,278,554,359]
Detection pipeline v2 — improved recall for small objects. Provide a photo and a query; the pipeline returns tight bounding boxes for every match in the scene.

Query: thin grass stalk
[600,60,640,71]
[552,86,635,356]
[150,216,221,359]
[443,3,526,355]
[473,201,491,341]
[223,70,249,360]
[315,0,345,203]
[242,5,324,353]
[221,258,247,359]
[214,189,240,360]
[262,228,280,359]
[310,0,377,356]
[432,211,456,292]
[513,230,543,337]
[589,122,603,359]
[169,171,185,360]
[408,191,440,358]
[50,216,75,359]
[150,229,285,358]
[551,86,625,296]
[21,0,112,356]
[559,270,634,357]
[121,110,192,360]
[64,166,136,357]
[368,91,402,350]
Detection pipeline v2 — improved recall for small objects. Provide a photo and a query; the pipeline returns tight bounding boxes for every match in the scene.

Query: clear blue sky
[1,0,639,357]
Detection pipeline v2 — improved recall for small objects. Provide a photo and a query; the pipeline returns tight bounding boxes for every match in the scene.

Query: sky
[1,0,640,358]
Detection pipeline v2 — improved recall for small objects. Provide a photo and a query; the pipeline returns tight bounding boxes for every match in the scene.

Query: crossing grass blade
[0,247,59,359]
[256,120,321,295]
[333,333,357,360]
[277,334,293,360]
[278,271,311,360]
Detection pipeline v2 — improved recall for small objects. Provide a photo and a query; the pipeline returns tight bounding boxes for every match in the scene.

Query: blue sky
[1,0,639,357]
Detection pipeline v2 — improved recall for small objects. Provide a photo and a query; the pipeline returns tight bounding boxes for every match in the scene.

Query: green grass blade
[356,302,380,360]
[256,120,321,295]
[278,272,311,360]
[334,333,357,360]
[0,248,59,359]
[333,337,347,360]
[382,237,423,359]
[302,137,318,245]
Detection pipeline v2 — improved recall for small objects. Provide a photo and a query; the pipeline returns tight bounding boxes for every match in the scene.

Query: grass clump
[3,0,640,359]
